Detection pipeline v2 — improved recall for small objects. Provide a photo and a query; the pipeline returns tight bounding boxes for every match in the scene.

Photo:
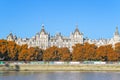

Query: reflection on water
[0,71,120,80]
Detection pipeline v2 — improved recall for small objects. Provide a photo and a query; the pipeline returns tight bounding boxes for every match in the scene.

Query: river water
[0,71,120,80]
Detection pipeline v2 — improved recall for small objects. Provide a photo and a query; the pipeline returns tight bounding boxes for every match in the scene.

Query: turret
[7,33,14,41]
[70,25,84,45]
[36,24,49,49]
[40,24,47,35]
[113,26,120,42]
[114,26,119,36]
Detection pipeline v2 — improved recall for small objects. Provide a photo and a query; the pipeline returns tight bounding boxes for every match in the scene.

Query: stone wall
[1,64,120,71]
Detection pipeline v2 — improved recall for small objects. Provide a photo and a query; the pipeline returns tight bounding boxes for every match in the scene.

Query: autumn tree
[34,47,44,61]
[18,45,44,61]
[18,44,29,61]
[114,43,120,60]
[115,43,120,53]
[0,39,120,61]
[96,45,114,61]
[43,46,59,61]
[58,47,71,61]
[26,47,44,61]
[7,41,20,60]
[72,44,84,61]
[0,40,8,60]
[83,43,97,61]
[107,51,119,61]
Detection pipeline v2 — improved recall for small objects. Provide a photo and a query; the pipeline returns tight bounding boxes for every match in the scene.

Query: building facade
[6,25,120,51]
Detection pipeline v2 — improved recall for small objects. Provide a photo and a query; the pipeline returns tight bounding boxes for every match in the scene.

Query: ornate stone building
[6,25,120,51]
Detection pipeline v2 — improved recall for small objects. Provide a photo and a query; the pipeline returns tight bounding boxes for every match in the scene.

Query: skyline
[0,0,120,39]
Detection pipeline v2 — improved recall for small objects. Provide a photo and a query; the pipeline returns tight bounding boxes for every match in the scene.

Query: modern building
[6,25,120,51]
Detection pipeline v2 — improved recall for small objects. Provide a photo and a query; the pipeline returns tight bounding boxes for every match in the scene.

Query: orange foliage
[72,44,84,61]
[83,43,97,60]
[96,45,114,61]
[18,49,29,61]
[43,46,59,61]
[0,39,120,61]
[7,41,20,60]
[58,47,71,61]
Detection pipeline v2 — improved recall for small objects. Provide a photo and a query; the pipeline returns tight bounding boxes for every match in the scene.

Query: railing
[0,61,120,65]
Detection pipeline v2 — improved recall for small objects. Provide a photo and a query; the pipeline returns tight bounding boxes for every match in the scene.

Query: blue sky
[0,0,120,39]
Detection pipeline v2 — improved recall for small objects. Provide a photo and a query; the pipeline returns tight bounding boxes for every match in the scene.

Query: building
[6,25,120,51]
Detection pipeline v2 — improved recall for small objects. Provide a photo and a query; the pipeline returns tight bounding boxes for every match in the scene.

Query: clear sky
[0,0,120,39]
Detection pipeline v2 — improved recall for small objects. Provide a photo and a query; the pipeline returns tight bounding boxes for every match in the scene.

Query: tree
[27,47,44,61]
[0,40,8,60]
[114,43,120,60]
[58,47,71,61]
[107,52,119,61]
[18,44,29,61]
[7,41,20,60]
[18,49,29,61]
[72,44,84,61]
[43,46,59,61]
[96,45,113,61]
[115,43,120,53]
[34,47,44,61]
[83,43,97,61]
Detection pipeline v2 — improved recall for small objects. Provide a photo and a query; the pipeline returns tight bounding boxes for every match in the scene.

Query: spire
[7,33,14,41]
[40,24,46,34]
[8,33,13,38]
[115,26,119,35]
[74,24,80,34]
[42,24,44,29]
[75,24,79,32]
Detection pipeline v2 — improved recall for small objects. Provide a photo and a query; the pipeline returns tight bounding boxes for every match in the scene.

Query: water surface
[0,71,120,80]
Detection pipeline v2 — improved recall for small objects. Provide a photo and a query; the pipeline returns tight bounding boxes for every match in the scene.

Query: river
[0,71,120,80]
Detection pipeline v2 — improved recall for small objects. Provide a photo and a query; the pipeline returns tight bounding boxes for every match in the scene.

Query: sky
[0,0,120,39]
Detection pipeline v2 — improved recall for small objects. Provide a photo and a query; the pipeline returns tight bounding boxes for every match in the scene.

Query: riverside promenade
[0,61,120,71]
